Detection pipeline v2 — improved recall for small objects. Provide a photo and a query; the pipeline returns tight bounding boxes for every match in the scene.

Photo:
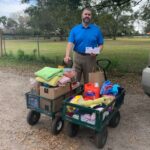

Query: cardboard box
[39,84,82,112]
[88,71,105,87]
[35,81,41,94]
[40,97,63,112]
[40,84,71,99]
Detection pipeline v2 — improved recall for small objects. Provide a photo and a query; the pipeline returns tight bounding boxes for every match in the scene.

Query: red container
[84,83,100,99]
[84,90,95,100]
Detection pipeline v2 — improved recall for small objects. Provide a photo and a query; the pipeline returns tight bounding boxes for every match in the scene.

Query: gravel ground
[0,69,150,150]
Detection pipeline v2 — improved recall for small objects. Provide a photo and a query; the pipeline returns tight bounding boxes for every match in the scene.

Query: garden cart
[25,60,83,135]
[62,59,125,148]
[25,84,83,135]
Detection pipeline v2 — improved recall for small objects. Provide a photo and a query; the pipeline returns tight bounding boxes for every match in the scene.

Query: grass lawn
[2,37,150,73]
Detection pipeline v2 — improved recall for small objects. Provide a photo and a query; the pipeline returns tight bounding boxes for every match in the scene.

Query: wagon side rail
[62,87,125,132]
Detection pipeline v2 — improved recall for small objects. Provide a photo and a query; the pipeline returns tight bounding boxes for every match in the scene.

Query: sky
[132,0,147,33]
[0,0,32,17]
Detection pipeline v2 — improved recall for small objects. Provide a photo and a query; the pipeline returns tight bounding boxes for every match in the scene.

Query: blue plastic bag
[100,80,120,95]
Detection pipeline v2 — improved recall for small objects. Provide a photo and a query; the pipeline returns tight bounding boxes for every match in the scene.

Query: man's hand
[64,56,71,64]
[90,53,97,57]
[64,42,73,63]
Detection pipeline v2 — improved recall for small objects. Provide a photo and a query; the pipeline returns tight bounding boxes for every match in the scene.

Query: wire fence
[0,34,68,57]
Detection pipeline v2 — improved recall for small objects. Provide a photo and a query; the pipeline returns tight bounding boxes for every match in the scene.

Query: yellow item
[79,97,106,107]
[79,96,115,107]
[102,95,115,105]
[67,95,115,112]
[67,95,83,112]
[36,75,62,86]
[58,65,64,68]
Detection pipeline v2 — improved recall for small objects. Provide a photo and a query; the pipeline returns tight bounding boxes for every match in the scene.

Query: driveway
[0,69,150,150]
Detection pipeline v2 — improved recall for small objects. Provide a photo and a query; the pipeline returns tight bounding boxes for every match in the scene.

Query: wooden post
[3,36,6,55]
[0,29,2,57]
[148,53,150,66]
[37,35,40,57]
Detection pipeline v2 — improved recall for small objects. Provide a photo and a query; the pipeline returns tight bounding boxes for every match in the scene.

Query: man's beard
[82,17,91,24]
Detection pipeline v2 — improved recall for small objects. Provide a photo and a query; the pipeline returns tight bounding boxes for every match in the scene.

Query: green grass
[99,38,150,73]
[5,39,67,57]
[2,37,150,73]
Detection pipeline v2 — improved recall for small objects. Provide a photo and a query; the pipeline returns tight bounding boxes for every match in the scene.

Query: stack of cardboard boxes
[39,83,71,112]
[31,81,80,113]
[29,67,80,113]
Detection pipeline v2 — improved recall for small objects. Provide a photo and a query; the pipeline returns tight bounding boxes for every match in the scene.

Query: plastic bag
[100,80,120,96]
[30,78,38,94]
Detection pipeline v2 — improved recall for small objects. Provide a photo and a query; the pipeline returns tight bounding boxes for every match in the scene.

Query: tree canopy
[1,0,149,38]
[140,1,150,33]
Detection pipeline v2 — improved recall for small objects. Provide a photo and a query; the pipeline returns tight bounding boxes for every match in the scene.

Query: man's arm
[64,42,74,63]
[99,44,103,52]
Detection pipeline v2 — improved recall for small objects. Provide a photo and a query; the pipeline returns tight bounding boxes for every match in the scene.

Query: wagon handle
[96,59,111,80]
[62,59,73,68]
[96,59,111,70]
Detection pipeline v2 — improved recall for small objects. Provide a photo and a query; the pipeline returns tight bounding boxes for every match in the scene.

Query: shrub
[17,49,25,60]
[7,51,14,58]
[33,49,37,57]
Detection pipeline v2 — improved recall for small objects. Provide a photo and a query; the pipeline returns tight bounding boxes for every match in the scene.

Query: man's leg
[82,55,96,83]
[73,52,83,82]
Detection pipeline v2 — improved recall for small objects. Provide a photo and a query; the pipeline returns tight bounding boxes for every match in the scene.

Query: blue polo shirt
[68,23,104,53]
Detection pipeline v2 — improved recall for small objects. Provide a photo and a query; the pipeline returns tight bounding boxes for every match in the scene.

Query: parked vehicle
[142,65,150,96]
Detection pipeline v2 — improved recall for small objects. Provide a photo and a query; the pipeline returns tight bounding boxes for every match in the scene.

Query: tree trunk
[113,35,116,40]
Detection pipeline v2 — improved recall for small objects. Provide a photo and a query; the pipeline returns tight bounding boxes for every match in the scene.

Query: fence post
[0,29,3,57]
[37,35,40,57]
[3,36,6,55]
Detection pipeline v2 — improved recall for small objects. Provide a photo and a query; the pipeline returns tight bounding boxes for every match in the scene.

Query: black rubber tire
[95,127,108,149]
[109,111,120,128]
[27,110,41,125]
[66,122,79,137]
[51,117,64,135]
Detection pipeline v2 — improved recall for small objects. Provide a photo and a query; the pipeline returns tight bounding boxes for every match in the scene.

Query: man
[64,7,104,83]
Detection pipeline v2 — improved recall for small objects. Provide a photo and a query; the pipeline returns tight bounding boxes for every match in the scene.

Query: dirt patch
[0,69,150,150]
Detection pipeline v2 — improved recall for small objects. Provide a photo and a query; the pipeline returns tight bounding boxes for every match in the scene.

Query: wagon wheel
[27,110,41,125]
[95,127,108,148]
[51,117,64,135]
[66,122,79,137]
[109,111,120,128]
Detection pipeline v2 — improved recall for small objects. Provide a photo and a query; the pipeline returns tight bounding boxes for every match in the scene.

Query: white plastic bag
[30,78,38,94]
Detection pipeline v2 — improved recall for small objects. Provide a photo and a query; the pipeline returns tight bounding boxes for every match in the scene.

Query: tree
[15,15,30,34]
[8,12,31,35]
[0,16,7,27]
[22,0,82,36]
[21,0,148,37]
[140,1,150,33]
[144,21,150,33]
[22,0,146,7]
[5,18,18,33]
[96,3,134,39]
